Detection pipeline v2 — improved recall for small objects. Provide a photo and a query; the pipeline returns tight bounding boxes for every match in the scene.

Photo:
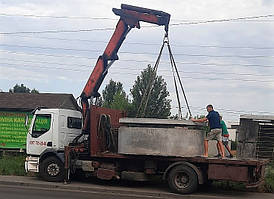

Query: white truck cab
[25,108,82,181]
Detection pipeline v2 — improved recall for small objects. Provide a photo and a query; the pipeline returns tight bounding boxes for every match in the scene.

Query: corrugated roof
[0,92,80,111]
[240,114,274,121]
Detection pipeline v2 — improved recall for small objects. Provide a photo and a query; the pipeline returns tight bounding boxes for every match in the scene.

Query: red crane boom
[80,4,170,133]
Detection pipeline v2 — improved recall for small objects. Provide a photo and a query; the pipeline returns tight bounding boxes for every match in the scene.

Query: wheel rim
[47,163,60,176]
[174,172,190,189]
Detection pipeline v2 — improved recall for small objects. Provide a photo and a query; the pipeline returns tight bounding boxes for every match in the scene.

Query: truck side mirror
[24,114,29,129]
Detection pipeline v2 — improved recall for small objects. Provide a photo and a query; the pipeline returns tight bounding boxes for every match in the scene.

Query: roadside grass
[0,154,26,176]
[264,161,274,192]
[212,181,246,192]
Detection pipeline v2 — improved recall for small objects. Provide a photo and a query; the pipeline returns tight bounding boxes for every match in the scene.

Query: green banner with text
[0,111,31,149]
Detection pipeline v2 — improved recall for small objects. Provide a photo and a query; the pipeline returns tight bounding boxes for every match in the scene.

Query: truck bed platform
[93,151,269,166]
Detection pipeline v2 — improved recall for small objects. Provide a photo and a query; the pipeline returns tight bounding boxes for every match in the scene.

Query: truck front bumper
[25,156,39,173]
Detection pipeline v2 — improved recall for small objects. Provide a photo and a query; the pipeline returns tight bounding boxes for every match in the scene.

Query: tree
[31,88,39,93]
[102,80,125,107]
[109,91,131,111]
[9,84,39,93]
[101,80,130,111]
[130,65,171,118]
[194,115,206,119]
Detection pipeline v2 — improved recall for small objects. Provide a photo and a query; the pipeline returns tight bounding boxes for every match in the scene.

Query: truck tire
[167,165,198,194]
[40,156,64,182]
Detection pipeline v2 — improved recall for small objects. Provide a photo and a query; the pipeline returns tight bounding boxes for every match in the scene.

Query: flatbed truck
[25,105,268,194]
[25,4,269,194]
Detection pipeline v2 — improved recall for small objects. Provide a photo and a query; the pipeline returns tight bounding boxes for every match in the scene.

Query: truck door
[27,113,53,155]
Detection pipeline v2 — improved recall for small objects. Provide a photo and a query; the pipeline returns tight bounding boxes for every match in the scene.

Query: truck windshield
[32,114,51,138]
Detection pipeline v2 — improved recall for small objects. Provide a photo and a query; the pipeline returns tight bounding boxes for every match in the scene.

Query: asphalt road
[0,183,273,199]
[0,184,153,199]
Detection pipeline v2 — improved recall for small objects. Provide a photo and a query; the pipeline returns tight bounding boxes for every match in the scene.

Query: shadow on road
[71,175,254,197]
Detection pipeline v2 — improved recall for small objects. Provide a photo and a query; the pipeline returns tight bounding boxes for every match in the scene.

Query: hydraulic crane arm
[80,4,170,133]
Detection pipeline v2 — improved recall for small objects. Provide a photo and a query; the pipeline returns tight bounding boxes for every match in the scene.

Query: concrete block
[119,117,199,126]
[118,126,205,157]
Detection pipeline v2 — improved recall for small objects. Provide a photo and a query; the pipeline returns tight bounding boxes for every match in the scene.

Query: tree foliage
[102,80,125,107]
[100,66,171,117]
[109,91,131,111]
[101,80,130,111]
[9,84,39,93]
[130,65,171,118]
[194,115,206,119]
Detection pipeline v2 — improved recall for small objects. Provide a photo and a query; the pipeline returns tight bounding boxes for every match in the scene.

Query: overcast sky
[0,0,274,122]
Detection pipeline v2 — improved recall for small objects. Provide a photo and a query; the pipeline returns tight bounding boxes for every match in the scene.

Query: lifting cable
[136,33,192,119]
[166,36,193,118]
[136,36,166,118]
[167,36,182,119]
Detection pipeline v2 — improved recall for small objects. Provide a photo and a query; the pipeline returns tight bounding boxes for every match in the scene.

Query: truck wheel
[167,165,198,194]
[40,156,64,182]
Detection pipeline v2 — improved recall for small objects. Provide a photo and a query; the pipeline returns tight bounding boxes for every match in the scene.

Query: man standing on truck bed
[191,104,225,158]
[220,115,234,158]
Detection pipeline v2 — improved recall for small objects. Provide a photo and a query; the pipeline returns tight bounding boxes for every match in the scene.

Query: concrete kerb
[0,176,183,198]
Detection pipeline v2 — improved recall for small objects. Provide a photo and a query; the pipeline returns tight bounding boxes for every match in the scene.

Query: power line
[170,14,274,26]
[189,105,274,115]
[5,35,274,50]
[2,57,274,79]
[0,26,162,35]
[171,44,274,50]
[1,12,274,24]
[189,108,266,117]
[218,108,273,115]
[4,58,273,80]
[3,57,91,68]
[117,67,273,78]
[0,49,97,60]
[1,62,273,83]
[0,44,99,52]
[90,71,274,83]
[171,61,274,69]
[1,61,270,117]
[3,57,274,80]
[2,49,274,69]
[171,105,272,118]
[172,105,273,119]
[0,14,274,35]
[1,44,274,59]
[0,28,115,35]
[120,51,274,58]
[0,13,192,22]
[0,62,86,72]
[4,34,109,43]
[0,13,117,20]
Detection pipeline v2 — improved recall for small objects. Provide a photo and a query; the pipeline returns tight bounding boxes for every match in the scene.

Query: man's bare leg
[217,142,221,156]
[225,144,233,156]
[204,140,209,157]
[218,141,225,158]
